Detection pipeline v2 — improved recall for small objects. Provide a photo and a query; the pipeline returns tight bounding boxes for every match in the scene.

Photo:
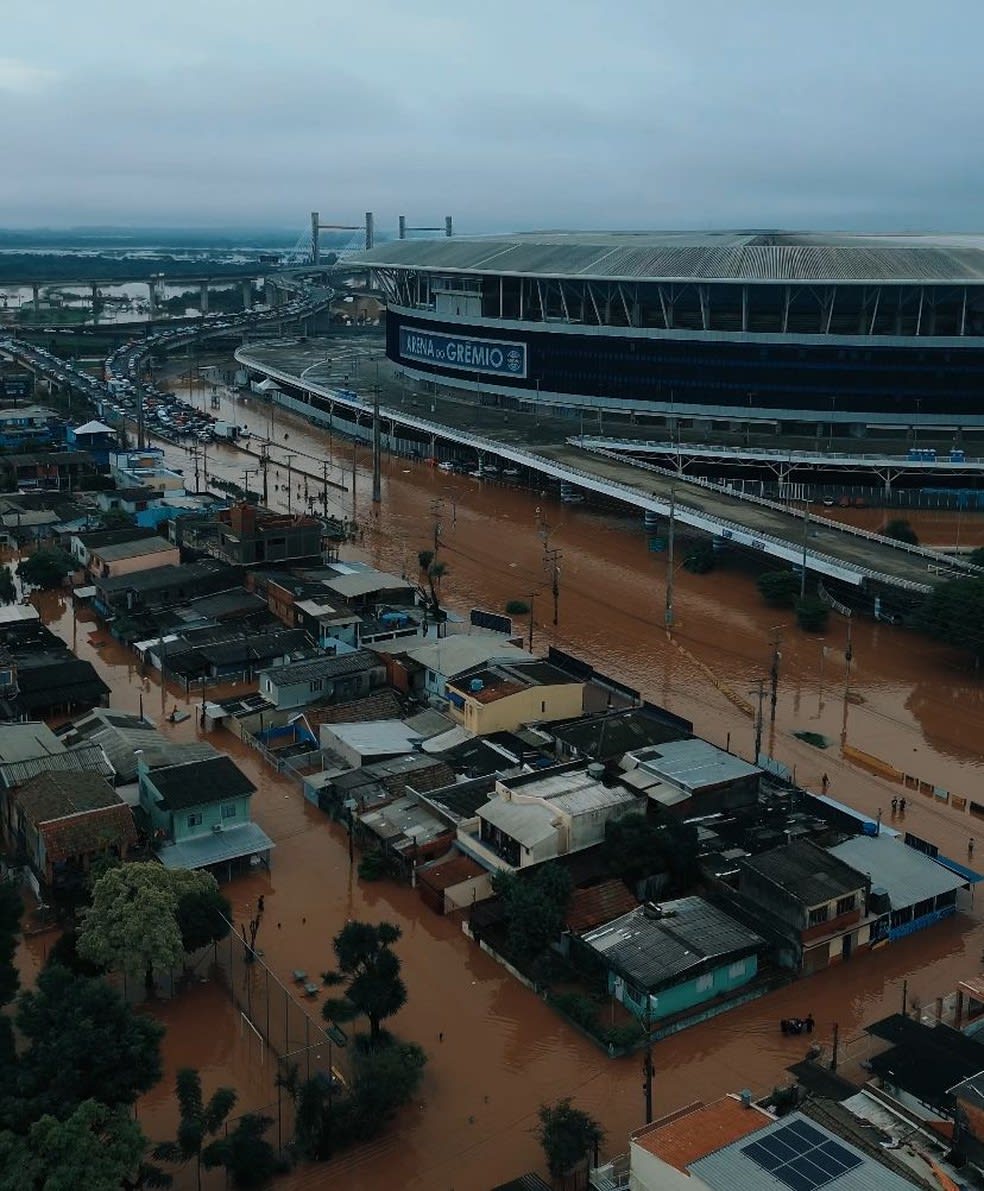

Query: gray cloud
[2,0,983,234]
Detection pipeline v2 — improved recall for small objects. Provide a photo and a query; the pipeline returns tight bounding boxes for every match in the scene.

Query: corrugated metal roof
[689,1110,922,1190]
[740,840,866,907]
[157,821,274,870]
[828,836,967,909]
[581,897,763,990]
[348,230,984,283]
[0,742,114,786]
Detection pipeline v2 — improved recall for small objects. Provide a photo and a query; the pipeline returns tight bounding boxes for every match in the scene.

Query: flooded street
[27,384,984,1188]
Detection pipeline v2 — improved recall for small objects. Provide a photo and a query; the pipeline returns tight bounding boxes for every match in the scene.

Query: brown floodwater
[25,384,984,1189]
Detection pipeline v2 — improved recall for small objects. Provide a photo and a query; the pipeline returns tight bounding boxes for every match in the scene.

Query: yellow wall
[452,681,584,735]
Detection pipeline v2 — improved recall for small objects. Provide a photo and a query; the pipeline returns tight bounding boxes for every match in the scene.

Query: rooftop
[348,230,984,284]
[90,535,175,563]
[261,649,381,686]
[565,878,638,934]
[404,635,528,680]
[501,766,637,815]
[322,719,422,757]
[740,839,867,907]
[41,803,136,863]
[450,659,578,703]
[157,820,274,870]
[827,835,968,909]
[865,1015,984,1114]
[319,569,412,600]
[548,706,690,761]
[690,1110,920,1191]
[13,770,120,823]
[147,755,256,811]
[581,896,764,991]
[0,721,66,765]
[416,850,485,892]
[625,738,761,792]
[633,1095,773,1170]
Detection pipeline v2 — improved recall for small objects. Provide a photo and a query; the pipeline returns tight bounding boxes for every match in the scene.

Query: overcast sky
[2,0,982,235]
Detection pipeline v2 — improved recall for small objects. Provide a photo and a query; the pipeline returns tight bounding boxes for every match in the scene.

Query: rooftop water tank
[469,678,484,693]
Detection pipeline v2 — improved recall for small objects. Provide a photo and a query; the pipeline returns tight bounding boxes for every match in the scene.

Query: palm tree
[153,1068,237,1191]
[417,549,447,621]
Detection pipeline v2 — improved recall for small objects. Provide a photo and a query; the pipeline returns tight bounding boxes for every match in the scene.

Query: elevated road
[236,342,984,595]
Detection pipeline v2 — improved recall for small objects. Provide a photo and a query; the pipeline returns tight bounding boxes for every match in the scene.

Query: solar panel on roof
[741,1122,862,1190]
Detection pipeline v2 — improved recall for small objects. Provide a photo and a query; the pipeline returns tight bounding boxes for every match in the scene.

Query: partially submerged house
[138,754,273,875]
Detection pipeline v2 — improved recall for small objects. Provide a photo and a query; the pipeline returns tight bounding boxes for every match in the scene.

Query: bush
[357,851,389,881]
[683,541,715,574]
[795,596,830,632]
[882,518,919,545]
[756,570,800,607]
[604,1021,644,1050]
[552,992,599,1032]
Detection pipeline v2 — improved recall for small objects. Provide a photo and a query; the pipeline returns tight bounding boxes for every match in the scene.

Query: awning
[157,821,275,870]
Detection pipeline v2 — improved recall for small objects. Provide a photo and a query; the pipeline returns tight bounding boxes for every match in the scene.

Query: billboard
[399,327,527,379]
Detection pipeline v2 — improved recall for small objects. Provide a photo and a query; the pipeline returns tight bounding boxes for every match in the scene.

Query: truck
[213,421,237,441]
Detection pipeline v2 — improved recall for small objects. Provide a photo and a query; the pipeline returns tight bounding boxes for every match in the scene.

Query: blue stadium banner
[399,327,527,378]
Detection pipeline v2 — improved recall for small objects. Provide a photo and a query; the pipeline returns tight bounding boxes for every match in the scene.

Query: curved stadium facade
[347,231,984,432]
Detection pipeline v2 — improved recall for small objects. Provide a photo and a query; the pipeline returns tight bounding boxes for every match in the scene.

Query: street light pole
[800,500,810,600]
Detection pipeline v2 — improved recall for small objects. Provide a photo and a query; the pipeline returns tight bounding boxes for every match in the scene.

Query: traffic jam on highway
[0,282,326,446]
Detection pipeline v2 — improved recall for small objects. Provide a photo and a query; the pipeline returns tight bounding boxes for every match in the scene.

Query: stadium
[345,231,984,435]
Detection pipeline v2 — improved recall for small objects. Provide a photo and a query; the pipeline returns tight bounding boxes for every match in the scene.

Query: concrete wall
[617,954,759,1021]
[89,544,180,579]
[629,1145,713,1191]
[453,681,584,735]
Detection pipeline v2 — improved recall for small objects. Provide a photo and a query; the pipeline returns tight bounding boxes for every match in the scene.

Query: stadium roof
[346,230,984,284]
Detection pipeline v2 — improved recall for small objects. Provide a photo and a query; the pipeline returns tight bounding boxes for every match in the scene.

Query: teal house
[138,754,274,875]
[579,896,764,1023]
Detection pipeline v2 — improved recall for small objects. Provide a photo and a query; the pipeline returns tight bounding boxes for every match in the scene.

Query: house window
[836,895,856,916]
[728,959,746,978]
[187,812,203,828]
[696,973,713,992]
[541,701,546,714]
[221,803,237,820]
[808,905,829,926]
[309,678,324,693]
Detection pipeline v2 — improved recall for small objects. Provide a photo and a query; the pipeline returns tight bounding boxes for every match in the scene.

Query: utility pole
[830,1022,840,1072]
[322,458,329,518]
[642,1005,654,1125]
[430,498,443,558]
[754,679,765,763]
[285,455,295,514]
[371,384,381,505]
[769,626,782,726]
[664,490,676,629]
[260,442,269,505]
[800,500,810,599]
[544,547,562,626]
[191,442,200,493]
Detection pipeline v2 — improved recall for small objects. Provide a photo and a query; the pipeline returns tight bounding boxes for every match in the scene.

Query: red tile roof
[632,1096,771,1170]
[565,879,639,934]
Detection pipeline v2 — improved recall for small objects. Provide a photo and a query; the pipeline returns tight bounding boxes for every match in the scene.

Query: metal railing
[578,443,980,584]
[235,350,934,592]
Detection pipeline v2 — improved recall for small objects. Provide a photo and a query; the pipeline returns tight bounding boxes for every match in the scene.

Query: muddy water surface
[38,388,984,1188]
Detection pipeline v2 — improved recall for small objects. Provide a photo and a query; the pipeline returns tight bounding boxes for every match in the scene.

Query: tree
[492,865,572,967]
[0,1099,149,1191]
[16,548,75,591]
[416,549,447,620]
[153,1068,236,1191]
[535,1098,604,1186]
[99,508,137,530]
[883,518,919,545]
[0,881,23,1067]
[505,598,531,617]
[795,596,830,632]
[13,965,163,1124]
[603,813,698,893]
[969,546,984,568]
[78,863,225,992]
[202,1113,282,1189]
[175,884,232,954]
[349,1040,426,1127]
[0,568,16,606]
[683,540,715,574]
[756,570,800,607]
[321,921,407,1043]
[917,577,984,667]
